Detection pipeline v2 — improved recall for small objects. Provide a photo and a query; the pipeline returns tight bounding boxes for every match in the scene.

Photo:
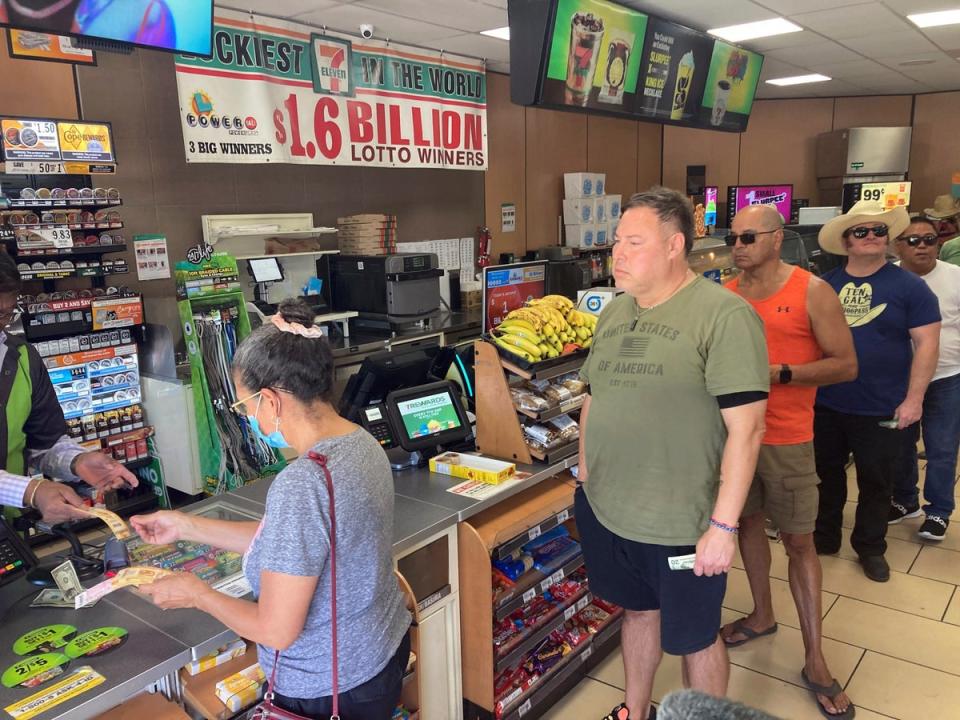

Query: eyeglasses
[899,234,938,248]
[229,388,291,415]
[724,229,778,246]
[846,225,888,239]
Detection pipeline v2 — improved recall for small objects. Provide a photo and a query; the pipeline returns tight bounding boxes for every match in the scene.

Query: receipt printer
[331,253,442,326]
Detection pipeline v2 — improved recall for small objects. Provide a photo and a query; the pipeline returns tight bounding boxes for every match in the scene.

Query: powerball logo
[311,35,354,97]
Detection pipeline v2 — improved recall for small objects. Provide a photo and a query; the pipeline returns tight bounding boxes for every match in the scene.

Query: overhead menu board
[1,116,116,174]
[509,0,764,133]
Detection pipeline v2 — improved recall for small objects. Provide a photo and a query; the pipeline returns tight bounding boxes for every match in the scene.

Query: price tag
[581,646,594,663]
[577,595,591,612]
[564,605,577,621]
[4,160,66,175]
[551,569,565,585]
[540,577,555,593]
[522,588,536,605]
[556,509,570,524]
[527,526,542,542]
[518,699,532,717]
[860,182,911,209]
[35,227,74,248]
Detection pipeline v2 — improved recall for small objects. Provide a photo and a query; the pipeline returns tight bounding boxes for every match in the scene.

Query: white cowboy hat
[818,200,910,256]
[924,194,960,219]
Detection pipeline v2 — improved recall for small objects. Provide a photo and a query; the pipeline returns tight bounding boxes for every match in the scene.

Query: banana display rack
[475,295,595,466]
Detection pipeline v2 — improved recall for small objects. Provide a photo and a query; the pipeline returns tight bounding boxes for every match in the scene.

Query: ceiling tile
[620,0,776,30]
[221,0,345,17]
[876,0,953,13]
[790,3,912,39]
[354,0,507,33]
[759,0,873,13]
[291,5,462,42]
[841,30,939,55]
[804,58,890,76]
[919,25,960,51]
[417,33,510,63]
[849,76,933,93]
[758,59,807,78]
[745,32,828,53]
[766,40,863,66]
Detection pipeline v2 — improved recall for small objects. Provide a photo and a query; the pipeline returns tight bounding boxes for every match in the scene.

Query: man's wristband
[710,518,739,534]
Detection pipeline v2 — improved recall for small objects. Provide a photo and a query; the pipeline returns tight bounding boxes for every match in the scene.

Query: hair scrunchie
[270,313,325,338]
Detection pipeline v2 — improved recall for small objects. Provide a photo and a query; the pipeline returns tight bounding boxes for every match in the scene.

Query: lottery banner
[175,9,487,170]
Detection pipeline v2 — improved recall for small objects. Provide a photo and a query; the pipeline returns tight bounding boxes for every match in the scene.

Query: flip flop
[801,668,856,719]
[721,617,778,648]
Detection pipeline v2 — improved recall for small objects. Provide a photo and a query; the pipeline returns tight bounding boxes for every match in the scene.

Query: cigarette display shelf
[7,221,124,231]
[474,340,586,467]
[460,476,622,720]
[9,243,127,258]
[18,266,129,282]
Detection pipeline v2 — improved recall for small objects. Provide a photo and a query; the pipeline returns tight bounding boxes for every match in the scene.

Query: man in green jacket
[0,252,137,523]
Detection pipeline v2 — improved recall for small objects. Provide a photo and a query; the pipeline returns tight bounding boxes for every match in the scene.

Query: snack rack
[473,340,587,466]
[459,476,623,720]
[0,179,158,534]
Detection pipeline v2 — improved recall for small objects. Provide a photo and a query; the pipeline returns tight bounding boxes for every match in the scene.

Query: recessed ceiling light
[480,26,510,40]
[766,73,831,86]
[898,58,936,66]
[908,9,960,28]
[708,18,802,42]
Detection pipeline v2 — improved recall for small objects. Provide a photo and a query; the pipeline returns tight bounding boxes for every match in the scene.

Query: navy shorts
[575,486,726,655]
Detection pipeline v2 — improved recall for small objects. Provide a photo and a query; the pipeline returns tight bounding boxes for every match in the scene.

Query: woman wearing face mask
[131,299,412,720]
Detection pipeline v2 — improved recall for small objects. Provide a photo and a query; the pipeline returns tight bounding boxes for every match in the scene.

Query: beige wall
[910,91,960,210]
[0,42,78,119]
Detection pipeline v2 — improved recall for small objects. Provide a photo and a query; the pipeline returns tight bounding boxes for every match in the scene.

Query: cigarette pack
[430,452,516,485]
[214,662,265,713]
[183,638,247,676]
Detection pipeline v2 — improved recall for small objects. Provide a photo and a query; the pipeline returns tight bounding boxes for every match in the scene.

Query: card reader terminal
[360,404,396,449]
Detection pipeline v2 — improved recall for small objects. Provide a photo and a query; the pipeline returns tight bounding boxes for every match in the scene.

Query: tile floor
[544,460,960,720]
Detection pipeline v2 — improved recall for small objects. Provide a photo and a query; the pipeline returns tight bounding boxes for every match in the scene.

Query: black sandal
[801,668,856,719]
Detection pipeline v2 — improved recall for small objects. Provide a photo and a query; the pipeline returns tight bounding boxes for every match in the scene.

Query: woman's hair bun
[277,297,315,328]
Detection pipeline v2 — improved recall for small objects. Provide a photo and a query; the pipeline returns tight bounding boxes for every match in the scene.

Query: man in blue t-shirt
[814,201,941,582]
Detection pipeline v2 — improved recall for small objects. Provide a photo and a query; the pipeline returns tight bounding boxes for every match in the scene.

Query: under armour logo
[777,306,791,313]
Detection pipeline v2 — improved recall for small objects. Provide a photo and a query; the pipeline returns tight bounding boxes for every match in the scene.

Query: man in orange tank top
[723,205,858,719]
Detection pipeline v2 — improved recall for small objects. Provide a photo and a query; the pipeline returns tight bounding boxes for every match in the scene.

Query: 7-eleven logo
[312,36,353,96]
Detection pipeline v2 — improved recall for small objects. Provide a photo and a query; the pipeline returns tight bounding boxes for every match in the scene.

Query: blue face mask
[247,394,290,449]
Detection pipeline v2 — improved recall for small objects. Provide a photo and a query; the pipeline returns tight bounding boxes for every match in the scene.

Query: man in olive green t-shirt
[576,188,769,720]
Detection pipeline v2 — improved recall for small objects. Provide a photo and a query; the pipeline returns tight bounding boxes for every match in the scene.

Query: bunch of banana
[565,307,598,345]
[524,298,578,345]
[493,315,561,361]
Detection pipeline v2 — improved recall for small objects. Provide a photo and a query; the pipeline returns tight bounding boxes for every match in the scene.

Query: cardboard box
[429,451,516,485]
[214,662,265,713]
[605,194,622,220]
[594,222,609,247]
[183,638,247,676]
[564,173,594,199]
[562,198,596,225]
[564,224,595,249]
[593,174,607,195]
[595,197,608,224]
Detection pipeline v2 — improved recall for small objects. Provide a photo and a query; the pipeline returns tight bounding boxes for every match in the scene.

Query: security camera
[360,24,374,39]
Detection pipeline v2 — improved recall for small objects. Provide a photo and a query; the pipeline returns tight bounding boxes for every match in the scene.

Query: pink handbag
[249,451,340,720]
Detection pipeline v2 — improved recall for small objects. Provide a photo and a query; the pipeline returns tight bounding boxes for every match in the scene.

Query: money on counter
[30,589,98,609]
[73,567,172,609]
[51,561,83,602]
[77,507,132,540]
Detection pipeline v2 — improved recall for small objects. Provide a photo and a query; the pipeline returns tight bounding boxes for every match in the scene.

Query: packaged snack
[547,414,579,443]
[493,553,533,581]
[510,387,549,413]
[543,383,574,405]
[522,423,560,450]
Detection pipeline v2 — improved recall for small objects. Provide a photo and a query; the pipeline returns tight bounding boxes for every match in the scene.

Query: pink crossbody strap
[264,451,339,719]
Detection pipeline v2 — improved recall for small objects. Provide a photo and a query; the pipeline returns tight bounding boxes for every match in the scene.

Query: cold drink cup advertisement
[636,17,714,122]
[699,41,763,131]
[735,186,793,222]
[543,0,648,112]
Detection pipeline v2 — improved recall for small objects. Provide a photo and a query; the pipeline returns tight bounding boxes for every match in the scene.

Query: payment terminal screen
[397,391,462,439]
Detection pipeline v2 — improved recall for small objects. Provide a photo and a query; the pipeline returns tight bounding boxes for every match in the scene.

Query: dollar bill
[51,560,83,601]
[667,553,697,571]
[73,566,172,609]
[30,588,100,609]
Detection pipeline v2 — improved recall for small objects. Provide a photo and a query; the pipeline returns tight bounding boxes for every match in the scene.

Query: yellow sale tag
[4,666,104,720]
[860,182,911,209]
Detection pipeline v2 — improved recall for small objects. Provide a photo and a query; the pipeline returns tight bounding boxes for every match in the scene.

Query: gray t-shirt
[243,428,411,698]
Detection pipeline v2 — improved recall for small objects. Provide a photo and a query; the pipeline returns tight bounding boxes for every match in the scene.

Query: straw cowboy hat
[924,194,960,219]
[818,200,910,256]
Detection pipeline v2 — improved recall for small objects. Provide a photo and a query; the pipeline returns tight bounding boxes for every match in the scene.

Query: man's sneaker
[889,501,923,524]
[918,516,949,541]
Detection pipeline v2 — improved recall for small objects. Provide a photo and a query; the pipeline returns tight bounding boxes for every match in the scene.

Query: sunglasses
[899,234,938,248]
[845,225,888,239]
[724,229,778,246]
